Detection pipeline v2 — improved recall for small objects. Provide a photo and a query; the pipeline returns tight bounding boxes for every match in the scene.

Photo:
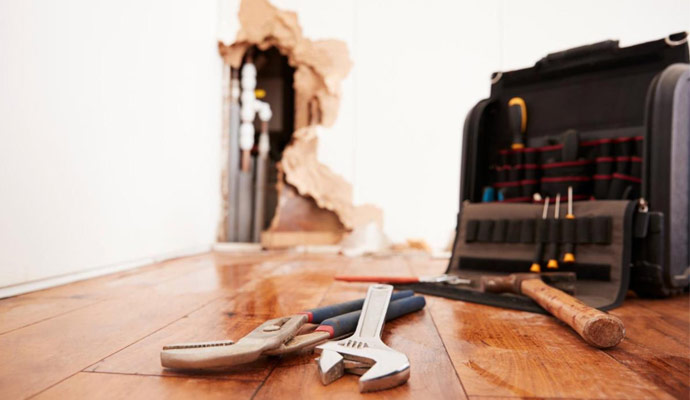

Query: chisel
[562,186,576,263]
[530,197,549,272]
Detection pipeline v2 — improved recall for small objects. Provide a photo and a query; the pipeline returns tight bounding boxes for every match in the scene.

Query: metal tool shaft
[226,67,241,242]
[353,285,393,340]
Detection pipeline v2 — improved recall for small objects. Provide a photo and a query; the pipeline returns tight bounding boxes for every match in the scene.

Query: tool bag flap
[406,201,636,313]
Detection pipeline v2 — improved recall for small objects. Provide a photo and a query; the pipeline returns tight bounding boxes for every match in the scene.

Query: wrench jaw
[160,314,307,369]
[315,343,411,392]
[358,350,410,393]
[317,349,345,385]
[314,284,411,393]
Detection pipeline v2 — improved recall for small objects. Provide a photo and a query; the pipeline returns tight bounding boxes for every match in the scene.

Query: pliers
[160,290,425,369]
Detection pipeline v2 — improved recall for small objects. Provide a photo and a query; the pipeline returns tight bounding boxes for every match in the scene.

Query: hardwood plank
[407,256,688,399]
[0,254,212,334]
[254,257,468,399]
[0,290,218,399]
[33,372,259,400]
[0,295,101,335]
[2,251,688,399]
[0,252,270,334]
[87,257,347,381]
[607,296,690,399]
[426,295,674,399]
[87,308,274,382]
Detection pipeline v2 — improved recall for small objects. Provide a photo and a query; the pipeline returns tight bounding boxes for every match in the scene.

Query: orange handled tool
[508,97,527,150]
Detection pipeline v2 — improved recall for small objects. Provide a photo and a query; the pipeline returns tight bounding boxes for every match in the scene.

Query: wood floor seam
[250,363,278,400]
[27,368,82,400]
[80,369,265,383]
[0,298,107,336]
[416,283,471,399]
[84,295,224,373]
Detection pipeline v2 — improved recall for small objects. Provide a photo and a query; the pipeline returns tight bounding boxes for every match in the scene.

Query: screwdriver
[530,197,550,272]
[562,186,576,263]
[508,97,527,150]
[547,193,561,269]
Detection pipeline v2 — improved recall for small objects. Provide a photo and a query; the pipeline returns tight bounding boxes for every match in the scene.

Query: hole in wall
[218,0,382,247]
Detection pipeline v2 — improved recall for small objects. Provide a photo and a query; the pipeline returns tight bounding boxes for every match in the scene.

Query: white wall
[239,0,689,250]
[0,0,223,289]
[1,1,686,291]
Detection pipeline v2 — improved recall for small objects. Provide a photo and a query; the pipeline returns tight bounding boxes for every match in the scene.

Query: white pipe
[238,60,273,243]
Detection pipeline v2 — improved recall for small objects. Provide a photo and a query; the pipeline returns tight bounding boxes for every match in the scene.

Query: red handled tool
[335,274,471,285]
[160,290,423,369]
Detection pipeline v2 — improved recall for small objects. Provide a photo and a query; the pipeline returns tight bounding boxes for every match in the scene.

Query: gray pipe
[237,169,253,243]
[252,126,269,243]
[226,68,241,242]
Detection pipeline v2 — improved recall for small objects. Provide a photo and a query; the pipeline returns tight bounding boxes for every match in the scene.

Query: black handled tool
[546,193,561,269]
[508,97,527,150]
[562,186,576,263]
[530,197,550,272]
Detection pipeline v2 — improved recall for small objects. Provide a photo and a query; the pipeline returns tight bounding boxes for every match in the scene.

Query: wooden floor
[1,252,688,399]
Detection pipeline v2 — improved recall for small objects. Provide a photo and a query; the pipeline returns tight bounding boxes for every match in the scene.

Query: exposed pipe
[237,56,273,243]
[226,67,241,242]
[237,59,257,242]
[252,104,272,243]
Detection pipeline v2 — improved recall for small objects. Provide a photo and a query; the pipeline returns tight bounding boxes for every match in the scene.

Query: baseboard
[0,244,211,299]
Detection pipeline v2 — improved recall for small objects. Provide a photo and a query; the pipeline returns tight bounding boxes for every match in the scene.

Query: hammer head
[540,272,576,294]
[315,341,410,392]
[481,272,576,295]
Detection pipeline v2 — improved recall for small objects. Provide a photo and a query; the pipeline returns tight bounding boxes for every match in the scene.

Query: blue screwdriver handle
[304,290,414,324]
[317,295,426,338]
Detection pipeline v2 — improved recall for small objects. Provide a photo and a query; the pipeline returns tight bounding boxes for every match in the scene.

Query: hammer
[480,272,625,348]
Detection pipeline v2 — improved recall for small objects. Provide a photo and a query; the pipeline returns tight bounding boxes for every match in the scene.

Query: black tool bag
[409,32,689,313]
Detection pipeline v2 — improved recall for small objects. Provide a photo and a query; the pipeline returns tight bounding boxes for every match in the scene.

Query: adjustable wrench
[315,284,410,392]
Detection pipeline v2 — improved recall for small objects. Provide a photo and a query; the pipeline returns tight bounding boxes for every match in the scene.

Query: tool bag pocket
[407,200,636,313]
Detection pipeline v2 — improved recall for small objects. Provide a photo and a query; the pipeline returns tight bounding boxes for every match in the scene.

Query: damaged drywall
[281,127,382,230]
[217,0,381,242]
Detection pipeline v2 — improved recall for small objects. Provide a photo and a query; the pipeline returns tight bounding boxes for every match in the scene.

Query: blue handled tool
[301,290,414,323]
[265,295,426,355]
[481,186,495,202]
[160,290,422,369]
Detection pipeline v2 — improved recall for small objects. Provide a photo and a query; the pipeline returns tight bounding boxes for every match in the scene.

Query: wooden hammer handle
[520,279,625,348]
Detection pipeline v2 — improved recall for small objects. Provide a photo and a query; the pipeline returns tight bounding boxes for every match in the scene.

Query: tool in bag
[562,186,577,264]
[160,290,425,369]
[546,193,561,270]
[316,284,410,393]
[404,32,689,318]
[530,198,550,272]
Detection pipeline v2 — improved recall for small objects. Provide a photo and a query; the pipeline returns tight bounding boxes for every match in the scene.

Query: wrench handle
[305,290,413,324]
[353,284,394,338]
[318,295,426,338]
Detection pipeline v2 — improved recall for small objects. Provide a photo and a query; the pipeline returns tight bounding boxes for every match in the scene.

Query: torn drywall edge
[217,0,381,241]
